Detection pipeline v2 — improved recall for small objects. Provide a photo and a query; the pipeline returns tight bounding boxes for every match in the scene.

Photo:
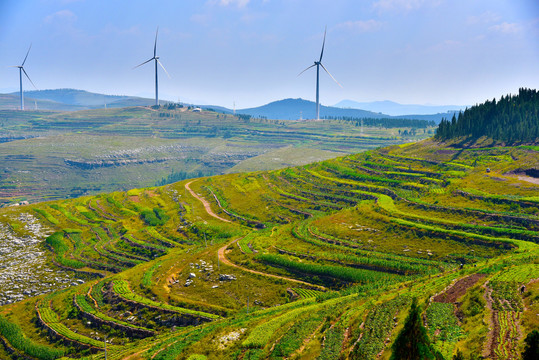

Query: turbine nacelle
[297,26,341,120]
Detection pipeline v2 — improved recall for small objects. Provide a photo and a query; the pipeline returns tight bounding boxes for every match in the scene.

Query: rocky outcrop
[64,157,169,169]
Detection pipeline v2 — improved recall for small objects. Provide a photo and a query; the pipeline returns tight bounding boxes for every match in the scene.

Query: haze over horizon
[1,0,538,109]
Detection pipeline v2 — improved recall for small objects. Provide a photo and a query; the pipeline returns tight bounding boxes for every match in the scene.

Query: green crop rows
[0,124,537,359]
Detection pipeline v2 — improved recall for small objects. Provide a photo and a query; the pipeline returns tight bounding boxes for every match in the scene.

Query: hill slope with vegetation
[436,88,539,144]
[0,106,433,206]
[0,133,537,359]
[0,91,537,359]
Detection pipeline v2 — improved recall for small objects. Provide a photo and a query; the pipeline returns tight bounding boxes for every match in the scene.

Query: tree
[452,349,465,360]
[522,330,539,360]
[390,298,443,360]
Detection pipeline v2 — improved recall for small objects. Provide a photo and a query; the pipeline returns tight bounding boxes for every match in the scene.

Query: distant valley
[0,103,435,206]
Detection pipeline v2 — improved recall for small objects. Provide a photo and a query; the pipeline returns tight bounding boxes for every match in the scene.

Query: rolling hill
[236,98,385,120]
[0,90,537,359]
[0,106,434,206]
[2,89,457,122]
[6,89,156,110]
[235,98,457,122]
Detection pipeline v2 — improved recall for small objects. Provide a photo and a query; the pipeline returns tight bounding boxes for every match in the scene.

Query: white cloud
[44,9,77,24]
[489,22,523,35]
[373,0,441,13]
[467,11,501,25]
[208,0,250,8]
[336,20,383,33]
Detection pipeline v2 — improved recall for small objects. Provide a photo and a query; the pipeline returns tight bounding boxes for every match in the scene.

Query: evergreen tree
[435,88,539,143]
[522,330,539,360]
[452,349,465,360]
[390,298,443,360]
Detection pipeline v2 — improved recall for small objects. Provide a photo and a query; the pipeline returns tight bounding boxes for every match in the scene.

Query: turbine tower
[12,44,37,110]
[134,27,170,106]
[298,27,341,120]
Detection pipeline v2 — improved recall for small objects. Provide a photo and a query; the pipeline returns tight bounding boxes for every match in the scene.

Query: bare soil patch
[504,168,539,185]
[433,273,486,303]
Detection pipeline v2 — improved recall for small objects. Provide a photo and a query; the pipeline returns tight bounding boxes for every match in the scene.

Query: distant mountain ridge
[2,89,155,111]
[1,89,458,122]
[234,98,456,122]
[236,98,385,120]
[335,99,467,116]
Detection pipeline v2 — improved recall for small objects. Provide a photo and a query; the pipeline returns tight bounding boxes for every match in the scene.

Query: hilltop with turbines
[0,16,538,360]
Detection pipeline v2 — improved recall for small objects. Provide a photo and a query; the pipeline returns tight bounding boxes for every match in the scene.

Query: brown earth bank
[504,168,539,185]
[433,273,486,303]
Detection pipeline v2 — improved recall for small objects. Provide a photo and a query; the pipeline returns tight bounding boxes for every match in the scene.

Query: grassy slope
[0,137,537,360]
[0,107,433,205]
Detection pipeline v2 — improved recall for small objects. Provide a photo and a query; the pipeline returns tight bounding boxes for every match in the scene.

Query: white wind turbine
[298,27,342,120]
[133,27,170,106]
[12,44,37,110]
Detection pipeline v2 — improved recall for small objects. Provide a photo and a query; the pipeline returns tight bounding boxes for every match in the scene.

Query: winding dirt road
[185,179,325,290]
[217,238,326,290]
[185,180,231,223]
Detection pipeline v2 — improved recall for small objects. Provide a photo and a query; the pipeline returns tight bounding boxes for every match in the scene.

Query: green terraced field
[0,106,433,206]
[0,129,537,359]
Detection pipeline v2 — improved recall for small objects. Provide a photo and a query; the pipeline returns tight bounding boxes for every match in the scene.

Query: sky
[1,0,538,108]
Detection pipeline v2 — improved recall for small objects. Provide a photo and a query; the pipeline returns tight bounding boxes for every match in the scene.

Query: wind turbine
[133,27,170,106]
[298,27,341,120]
[12,44,37,110]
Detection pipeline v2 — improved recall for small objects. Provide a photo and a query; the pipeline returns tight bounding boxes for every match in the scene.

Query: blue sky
[1,0,538,108]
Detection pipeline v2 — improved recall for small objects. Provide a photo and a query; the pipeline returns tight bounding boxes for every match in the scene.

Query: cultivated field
[0,137,536,359]
[0,106,433,205]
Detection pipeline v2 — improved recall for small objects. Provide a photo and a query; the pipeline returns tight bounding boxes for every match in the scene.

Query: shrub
[0,315,65,360]
[390,298,443,360]
[522,329,539,360]
[140,207,169,226]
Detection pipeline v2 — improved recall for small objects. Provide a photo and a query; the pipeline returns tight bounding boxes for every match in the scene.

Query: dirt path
[124,348,149,360]
[292,320,326,357]
[504,173,539,185]
[483,282,521,360]
[218,238,326,290]
[185,180,231,223]
[515,175,539,185]
[433,273,486,303]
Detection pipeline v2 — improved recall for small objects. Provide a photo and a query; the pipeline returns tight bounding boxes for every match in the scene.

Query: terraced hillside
[0,135,537,359]
[0,106,433,206]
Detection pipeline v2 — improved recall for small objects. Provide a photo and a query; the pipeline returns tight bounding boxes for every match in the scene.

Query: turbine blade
[319,26,326,62]
[154,27,159,57]
[320,63,342,88]
[297,64,316,77]
[133,58,154,69]
[157,59,171,78]
[22,68,37,90]
[22,44,32,66]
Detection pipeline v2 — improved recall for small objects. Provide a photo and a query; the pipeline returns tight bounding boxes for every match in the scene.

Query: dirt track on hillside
[217,238,326,290]
[433,273,486,303]
[185,180,231,223]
